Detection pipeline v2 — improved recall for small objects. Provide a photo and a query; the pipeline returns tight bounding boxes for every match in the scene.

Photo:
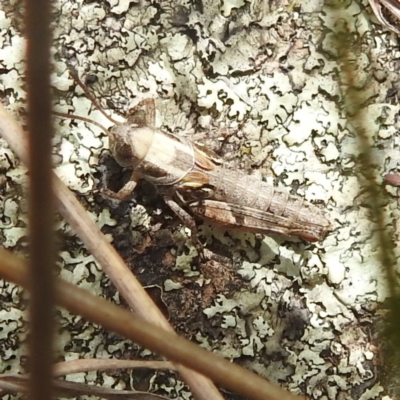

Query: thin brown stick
[0,249,302,400]
[331,2,400,367]
[0,374,171,399]
[24,0,55,399]
[0,103,222,400]
[53,359,176,378]
[332,7,397,297]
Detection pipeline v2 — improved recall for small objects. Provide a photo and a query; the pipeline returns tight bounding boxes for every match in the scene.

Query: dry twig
[0,248,302,400]
[0,102,221,400]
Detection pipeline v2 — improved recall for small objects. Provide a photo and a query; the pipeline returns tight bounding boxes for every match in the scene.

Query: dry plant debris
[368,0,400,35]
[1,0,400,398]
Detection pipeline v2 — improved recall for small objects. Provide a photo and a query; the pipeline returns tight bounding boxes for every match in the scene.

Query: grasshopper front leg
[101,171,141,201]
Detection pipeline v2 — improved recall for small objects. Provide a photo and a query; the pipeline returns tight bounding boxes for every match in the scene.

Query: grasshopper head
[108,123,154,168]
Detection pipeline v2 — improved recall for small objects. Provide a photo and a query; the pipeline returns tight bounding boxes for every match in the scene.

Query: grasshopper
[55,72,331,252]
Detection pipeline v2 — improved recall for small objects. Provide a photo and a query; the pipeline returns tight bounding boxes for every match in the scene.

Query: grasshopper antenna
[53,110,110,136]
[53,68,120,127]
[67,68,119,125]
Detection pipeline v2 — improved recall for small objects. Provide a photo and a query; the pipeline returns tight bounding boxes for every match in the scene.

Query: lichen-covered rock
[1,0,399,398]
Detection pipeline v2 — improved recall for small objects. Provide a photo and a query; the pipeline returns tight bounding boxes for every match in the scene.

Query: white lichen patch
[1,0,400,398]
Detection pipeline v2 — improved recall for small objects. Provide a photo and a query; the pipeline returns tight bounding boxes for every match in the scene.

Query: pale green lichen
[1,0,400,397]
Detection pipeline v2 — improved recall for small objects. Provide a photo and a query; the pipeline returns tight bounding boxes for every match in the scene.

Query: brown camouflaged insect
[55,71,331,250]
